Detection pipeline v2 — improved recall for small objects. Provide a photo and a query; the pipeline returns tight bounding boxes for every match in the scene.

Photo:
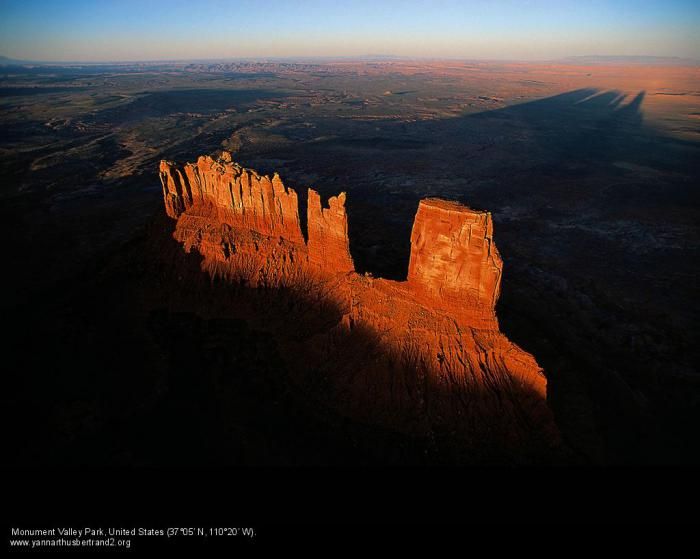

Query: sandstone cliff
[160,154,353,278]
[408,198,502,319]
[159,152,556,448]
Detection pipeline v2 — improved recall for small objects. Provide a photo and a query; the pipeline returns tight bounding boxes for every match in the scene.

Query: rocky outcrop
[158,152,557,448]
[160,153,304,244]
[160,154,353,277]
[307,189,354,275]
[408,198,502,322]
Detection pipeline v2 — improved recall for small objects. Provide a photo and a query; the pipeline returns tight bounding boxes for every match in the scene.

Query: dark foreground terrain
[2,59,699,465]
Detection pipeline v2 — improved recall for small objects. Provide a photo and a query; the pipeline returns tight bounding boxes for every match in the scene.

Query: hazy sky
[1,0,698,62]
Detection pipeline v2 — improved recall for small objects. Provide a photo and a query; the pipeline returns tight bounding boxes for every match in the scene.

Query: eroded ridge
[159,152,555,444]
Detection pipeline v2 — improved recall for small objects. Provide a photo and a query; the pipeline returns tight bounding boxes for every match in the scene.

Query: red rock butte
[159,152,553,434]
[408,198,502,318]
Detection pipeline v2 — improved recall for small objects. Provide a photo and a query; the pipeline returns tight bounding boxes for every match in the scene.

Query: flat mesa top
[420,197,485,215]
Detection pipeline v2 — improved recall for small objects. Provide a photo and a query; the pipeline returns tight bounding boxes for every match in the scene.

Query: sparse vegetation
[3,59,699,465]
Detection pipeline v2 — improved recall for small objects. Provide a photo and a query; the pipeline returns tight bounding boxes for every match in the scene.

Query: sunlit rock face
[160,155,305,244]
[307,188,354,275]
[159,152,557,450]
[159,154,355,279]
[407,199,502,324]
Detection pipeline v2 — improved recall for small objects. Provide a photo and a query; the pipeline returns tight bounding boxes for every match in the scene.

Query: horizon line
[2,53,699,67]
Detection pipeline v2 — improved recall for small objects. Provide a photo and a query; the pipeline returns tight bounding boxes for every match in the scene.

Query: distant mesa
[560,55,699,66]
[159,151,556,443]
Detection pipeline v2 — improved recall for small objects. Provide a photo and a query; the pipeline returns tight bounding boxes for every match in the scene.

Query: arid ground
[2,59,699,465]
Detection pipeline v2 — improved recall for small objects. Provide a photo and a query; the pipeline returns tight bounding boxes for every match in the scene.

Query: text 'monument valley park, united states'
[2,0,700,536]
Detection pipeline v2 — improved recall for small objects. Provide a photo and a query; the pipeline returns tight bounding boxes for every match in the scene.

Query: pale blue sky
[1,0,698,62]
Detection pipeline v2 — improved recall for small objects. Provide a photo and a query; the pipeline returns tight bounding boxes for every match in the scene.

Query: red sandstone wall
[160,154,305,244]
[158,153,549,404]
[307,189,354,275]
[160,153,355,275]
[407,199,502,317]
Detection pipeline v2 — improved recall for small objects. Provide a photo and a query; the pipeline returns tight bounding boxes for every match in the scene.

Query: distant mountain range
[0,55,35,65]
[0,55,107,66]
[560,55,699,66]
[0,53,414,66]
[2,53,698,67]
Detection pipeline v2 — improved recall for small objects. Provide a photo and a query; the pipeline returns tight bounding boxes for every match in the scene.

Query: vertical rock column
[407,198,502,315]
[160,160,193,219]
[307,189,355,275]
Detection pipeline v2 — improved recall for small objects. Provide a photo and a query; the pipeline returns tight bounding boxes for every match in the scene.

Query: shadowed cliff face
[4,191,561,466]
[157,152,557,451]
